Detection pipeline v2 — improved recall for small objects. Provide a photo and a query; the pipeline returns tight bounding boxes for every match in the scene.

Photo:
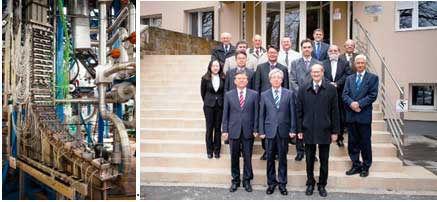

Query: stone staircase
[140,55,437,194]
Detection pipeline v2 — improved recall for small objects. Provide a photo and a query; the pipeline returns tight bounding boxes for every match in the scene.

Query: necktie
[305,60,310,71]
[237,68,244,73]
[356,74,362,91]
[274,89,280,109]
[224,45,228,54]
[239,90,245,108]
[270,64,275,70]
[316,43,321,59]
[285,52,289,66]
[314,84,320,94]
[256,49,259,57]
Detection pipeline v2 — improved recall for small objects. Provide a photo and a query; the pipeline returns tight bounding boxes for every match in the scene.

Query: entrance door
[306,1,331,44]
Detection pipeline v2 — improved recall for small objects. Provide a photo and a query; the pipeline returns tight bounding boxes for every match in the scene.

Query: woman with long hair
[200,60,226,159]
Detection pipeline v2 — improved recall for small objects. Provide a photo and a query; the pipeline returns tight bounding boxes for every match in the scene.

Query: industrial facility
[2,0,136,199]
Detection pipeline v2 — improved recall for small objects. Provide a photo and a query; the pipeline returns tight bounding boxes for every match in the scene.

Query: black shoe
[274,154,278,161]
[346,167,361,175]
[315,156,318,161]
[295,153,304,161]
[289,138,296,145]
[243,181,253,192]
[229,183,239,192]
[305,184,314,196]
[360,170,369,177]
[260,152,267,160]
[207,154,213,159]
[318,186,328,197]
[214,153,220,159]
[266,184,276,195]
[224,140,229,144]
[337,140,345,147]
[278,185,288,195]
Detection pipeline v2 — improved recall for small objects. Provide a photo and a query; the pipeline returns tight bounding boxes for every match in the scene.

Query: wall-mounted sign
[365,5,383,15]
[396,99,408,112]
[333,8,341,20]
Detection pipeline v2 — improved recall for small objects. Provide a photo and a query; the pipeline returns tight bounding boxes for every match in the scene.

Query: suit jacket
[322,57,352,98]
[201,76,225,107]
[289,57,322,92]
[254,62,289,94]
[342,72,379,124]
[340,52,359,73]
[259,88,297,139]
[222,89,259,139]
[211,44,236,64]
[311,41,330,61]
[224,67,255,92]
[297,81,340,144]
[223,55,257,73]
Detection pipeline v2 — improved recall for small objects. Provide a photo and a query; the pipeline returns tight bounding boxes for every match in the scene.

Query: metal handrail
[354,19,405,156]
[354,19,405,96]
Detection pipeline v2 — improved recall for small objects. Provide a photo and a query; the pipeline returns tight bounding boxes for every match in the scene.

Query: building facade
[140,1,437,121]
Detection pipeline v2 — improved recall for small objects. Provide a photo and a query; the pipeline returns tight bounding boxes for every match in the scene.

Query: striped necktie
[239,90,245,108]
[274,89,280,109]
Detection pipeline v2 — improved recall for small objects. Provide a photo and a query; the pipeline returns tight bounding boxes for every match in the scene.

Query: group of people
[200,29,379,197]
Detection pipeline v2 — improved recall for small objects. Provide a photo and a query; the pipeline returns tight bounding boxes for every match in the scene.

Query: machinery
[2,0,136,199]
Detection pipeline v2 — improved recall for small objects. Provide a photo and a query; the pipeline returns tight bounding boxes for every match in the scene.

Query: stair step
[140,140,397,157]
[140,128,393,143]
[142,55,211,65]
[140,118,386,131]
[140,153,403,172]
[141,166,437,192]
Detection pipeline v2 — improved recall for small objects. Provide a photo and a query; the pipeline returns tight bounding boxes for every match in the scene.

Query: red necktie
[239,90,245,108]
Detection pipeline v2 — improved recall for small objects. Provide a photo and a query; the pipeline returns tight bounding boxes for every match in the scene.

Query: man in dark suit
[339,39,359,73]
[311,29,330,61]
[255,45,289,160]
[222,71,259,193]
[289,39,322,161]
[259,68,297,196]
[323,45,352,147]
[211,32,236,64]
[296,64,340,197]
[224,51,255,92]
[342,54,379,178]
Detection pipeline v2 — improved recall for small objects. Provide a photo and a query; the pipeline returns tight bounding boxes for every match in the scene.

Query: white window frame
[409,83,437,112]
[395,1,437,32]
[141,14,162,27]
[188,8,215,39]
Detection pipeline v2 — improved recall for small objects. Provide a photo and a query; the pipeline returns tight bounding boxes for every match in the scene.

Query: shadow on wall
[141,26,220,56]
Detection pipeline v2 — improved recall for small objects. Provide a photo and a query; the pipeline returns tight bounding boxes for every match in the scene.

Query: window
[410,84,437,111]
[141,15,162,27]
[189,10,214,40]
[396,1,437,31]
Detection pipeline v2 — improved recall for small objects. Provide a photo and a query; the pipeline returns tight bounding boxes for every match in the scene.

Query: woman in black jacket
[200,60,225,159]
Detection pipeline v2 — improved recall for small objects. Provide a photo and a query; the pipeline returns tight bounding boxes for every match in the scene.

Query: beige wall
[353,1,437,121]
[332,1,348,48]
[140,1,242,44]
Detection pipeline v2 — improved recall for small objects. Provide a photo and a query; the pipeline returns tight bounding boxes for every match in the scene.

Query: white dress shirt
[212,74,220,92]
[278,49,301,71]
[331,59,338,81]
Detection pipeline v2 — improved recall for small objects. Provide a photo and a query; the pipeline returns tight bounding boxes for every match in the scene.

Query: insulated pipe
[128,3,136,34]
[98,84,131,174]
[107,7,129,33]
[103,62,136,77]
[99,2,107,65]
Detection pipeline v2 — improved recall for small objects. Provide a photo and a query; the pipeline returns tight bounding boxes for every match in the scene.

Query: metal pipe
[103,62,136,77]
[128,3,136,34]
[98,84,131,174]
[107,7,129,33]
[55,98,117,104]
[99,2,107,65]
[107,31,120,47]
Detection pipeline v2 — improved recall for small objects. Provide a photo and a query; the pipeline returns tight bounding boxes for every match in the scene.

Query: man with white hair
[339,39,359,73]
[259,68,297,196]
[247,34,268,65]
[322,45,352,147]
[343,54,379,178]
[211,32,236,64]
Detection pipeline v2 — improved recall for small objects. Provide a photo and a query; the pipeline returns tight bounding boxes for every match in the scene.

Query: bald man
[339,39,359,73]
[211,32,236,64]
[247,34,268,65]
